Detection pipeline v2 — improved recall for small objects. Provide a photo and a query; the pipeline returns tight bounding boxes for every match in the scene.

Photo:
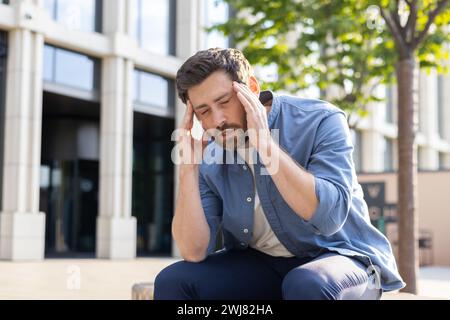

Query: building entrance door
[40,91,100,257]
[40,159,98,255]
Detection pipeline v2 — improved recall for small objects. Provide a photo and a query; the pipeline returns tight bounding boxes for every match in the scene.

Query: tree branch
[380,6,410,57]
[393,0,406,39]
[413,0,450,49]
[405,0,418,43]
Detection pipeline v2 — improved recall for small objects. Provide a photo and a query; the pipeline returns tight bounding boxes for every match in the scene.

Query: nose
[211,109,226,129]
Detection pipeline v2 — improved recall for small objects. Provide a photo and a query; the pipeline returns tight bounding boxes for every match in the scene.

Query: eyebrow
[194,92,231,110]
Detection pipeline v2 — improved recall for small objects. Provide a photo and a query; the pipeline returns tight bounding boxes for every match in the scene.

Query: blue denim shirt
[199,91,405,292]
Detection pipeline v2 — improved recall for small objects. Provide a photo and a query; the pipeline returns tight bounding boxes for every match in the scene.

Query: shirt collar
[259,90,280,128]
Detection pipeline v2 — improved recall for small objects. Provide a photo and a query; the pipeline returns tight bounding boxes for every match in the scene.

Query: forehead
[188,70,233,105]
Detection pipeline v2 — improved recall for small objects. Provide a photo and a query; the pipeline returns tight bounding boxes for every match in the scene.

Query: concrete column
[360,98,385,172]
[103,0,126,35]
[361,130,385,172]
[441,73,450,143]
[0,0,45,260]
[418,70,439,170]
[176,0,200,62]
[96,0,136,259]
[419,146,439,170]
[439,45,450,169]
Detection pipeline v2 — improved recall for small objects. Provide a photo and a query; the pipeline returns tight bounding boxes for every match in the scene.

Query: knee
[154,261,196,300]
[282,268,335,300]
[154,264,179,292]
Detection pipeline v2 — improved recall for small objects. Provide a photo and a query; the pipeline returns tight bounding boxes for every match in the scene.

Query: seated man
[154,48,405,300]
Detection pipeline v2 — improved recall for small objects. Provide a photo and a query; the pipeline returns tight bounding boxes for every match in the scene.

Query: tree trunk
[396,57,419,294]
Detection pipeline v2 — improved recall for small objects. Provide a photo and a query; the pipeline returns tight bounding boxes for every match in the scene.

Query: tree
[212,0,450,293]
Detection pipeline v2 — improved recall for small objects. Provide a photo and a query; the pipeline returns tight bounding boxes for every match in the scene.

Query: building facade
[0,0,448,262]
[0,0,228,261]
[350,69,450,174]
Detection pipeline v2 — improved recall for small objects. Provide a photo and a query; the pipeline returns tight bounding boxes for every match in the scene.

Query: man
[154,48,405,300]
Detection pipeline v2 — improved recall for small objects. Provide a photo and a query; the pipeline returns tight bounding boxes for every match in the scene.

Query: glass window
[44,0,56,18]
[203,0,230,49]
[132,0,175,55]
[383,137,394,172]
[44,0,101,33]
[55,49,94,90]
[134,69,174,110]
[385,84,395,124]
[139,73,168,108]
[44,44,100,92]
[43,45,55,82]
[132,113,175,255]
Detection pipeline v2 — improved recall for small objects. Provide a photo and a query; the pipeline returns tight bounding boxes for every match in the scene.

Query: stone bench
[131,283,442,300]
[381,292,443,300]
[132,282,154,300]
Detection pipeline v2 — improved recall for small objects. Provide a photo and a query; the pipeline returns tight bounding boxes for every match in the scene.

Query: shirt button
[243,228,249,234]
[246,197,252,202]
[240,242,246,246]
[242,165,247,170]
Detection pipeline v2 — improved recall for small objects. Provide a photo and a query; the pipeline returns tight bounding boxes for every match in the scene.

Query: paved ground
[0,257,179,300]
[415,266,450,299]
[0,258,449,300]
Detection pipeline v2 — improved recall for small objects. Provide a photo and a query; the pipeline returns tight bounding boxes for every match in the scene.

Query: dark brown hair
[176,48,253,104]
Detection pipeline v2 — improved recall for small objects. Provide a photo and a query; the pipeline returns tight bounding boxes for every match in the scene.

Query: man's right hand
[172,102,211,263]
[176,101,208,169]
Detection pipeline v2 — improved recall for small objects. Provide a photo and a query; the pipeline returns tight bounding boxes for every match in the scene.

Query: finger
[236,91,253,114]
[236,90,259,117]
[239,83,263,109]
[233,81,253,97]
[234,82,260,110]
[181,100,194,130]
[178,129,191,144]
[201,129,210,152]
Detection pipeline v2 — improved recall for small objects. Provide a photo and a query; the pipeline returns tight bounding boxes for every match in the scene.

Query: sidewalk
[0,257,178,300]
[0,258,449,300]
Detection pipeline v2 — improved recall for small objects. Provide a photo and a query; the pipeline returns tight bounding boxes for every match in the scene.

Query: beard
[214,128,249,151]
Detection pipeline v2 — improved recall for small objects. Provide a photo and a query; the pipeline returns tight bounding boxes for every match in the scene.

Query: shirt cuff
[304,176,340,236]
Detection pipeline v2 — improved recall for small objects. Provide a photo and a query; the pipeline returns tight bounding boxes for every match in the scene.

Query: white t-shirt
[237,147,294,257]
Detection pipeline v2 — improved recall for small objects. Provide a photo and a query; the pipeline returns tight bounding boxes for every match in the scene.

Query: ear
[247,75,260,97]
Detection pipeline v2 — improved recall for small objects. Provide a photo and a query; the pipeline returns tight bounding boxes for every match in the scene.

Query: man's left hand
[233,81,271,150]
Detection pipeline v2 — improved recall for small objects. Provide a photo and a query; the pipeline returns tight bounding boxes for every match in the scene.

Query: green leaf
[212,0,450,115]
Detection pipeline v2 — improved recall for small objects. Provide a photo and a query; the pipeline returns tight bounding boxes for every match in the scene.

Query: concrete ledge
[132,282,154,300]
[130,284,447,300]
[381,292,447,300]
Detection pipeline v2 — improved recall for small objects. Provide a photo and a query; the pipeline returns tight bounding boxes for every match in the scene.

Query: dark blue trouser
[154,248,382,300]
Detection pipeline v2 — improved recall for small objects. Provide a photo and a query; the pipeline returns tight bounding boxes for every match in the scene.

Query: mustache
[217,123,242,131]
[202,124,244,142]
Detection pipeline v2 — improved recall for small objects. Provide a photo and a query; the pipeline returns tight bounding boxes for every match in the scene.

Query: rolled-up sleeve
[305,111,354,236]
[199,170,223,255]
